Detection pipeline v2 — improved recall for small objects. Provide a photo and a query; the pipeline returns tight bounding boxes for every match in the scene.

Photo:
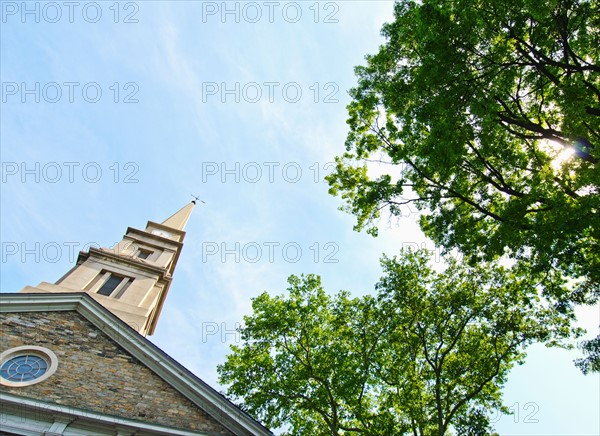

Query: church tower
[1,201,273,435]
[20,201,196,336]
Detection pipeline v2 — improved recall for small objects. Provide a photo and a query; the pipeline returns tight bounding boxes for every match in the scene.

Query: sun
[539,139,576,170]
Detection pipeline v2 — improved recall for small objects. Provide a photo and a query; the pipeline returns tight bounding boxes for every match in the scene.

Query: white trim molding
[1,392,219,435]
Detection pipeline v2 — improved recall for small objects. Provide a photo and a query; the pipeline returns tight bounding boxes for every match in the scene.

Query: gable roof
[0,292,273,436]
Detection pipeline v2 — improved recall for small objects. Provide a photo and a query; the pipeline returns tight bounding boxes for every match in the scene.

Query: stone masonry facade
[0,310,235,435]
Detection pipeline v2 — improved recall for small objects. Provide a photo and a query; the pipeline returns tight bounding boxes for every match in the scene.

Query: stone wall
[0,310,235,435]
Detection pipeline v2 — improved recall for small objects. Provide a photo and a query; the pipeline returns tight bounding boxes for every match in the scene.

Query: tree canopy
[218,250,578,435]
[327,0,599,304]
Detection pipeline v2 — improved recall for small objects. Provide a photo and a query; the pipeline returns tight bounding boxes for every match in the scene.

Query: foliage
[218,249,578,435]
[575,334,600,373]
[218,274,376,434]
[326,0,599,302]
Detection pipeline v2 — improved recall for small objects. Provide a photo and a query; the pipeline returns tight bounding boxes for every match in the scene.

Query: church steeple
[20,201,196,336]
[161,200,196,231]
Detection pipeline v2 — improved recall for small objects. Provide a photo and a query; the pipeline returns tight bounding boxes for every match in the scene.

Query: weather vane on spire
[191,194,206,205]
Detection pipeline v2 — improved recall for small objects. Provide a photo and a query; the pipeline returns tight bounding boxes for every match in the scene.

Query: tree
[575,334,600,373]
[327,0,599,306]
[218,275,379,435]
[218,250,577,435]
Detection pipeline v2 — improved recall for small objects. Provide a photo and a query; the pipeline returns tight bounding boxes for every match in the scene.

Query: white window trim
[0,345,58,387]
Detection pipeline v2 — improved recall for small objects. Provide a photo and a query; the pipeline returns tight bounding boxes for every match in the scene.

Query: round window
[0,346,58,387]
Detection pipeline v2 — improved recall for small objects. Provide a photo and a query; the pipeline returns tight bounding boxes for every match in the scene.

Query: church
[0,201,273,435]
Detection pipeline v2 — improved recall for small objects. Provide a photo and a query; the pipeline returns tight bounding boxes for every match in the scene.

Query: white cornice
[1,392,220,435]
[127,226,184,247]
[85,247,172,277]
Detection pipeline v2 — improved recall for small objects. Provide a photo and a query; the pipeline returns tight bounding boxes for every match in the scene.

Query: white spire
[161,201,196,231]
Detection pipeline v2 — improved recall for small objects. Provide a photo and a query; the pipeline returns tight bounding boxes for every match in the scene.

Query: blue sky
[1,1,598,434]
